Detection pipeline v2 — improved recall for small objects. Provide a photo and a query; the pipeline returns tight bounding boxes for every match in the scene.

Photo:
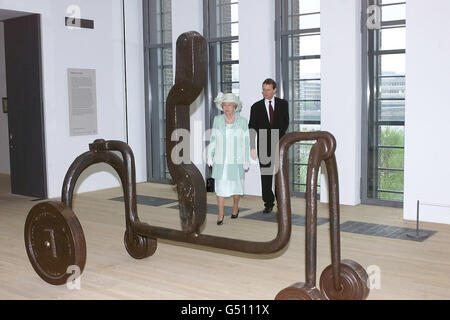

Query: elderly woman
[207,92,250,225]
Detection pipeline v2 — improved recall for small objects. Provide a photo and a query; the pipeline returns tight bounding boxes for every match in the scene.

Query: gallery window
[203,0,239,127]
[143,0,173,182]
[362,0,406,206]
[276,0,321,196]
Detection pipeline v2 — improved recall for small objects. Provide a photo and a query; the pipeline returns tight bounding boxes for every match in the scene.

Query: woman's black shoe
[217,218,224,225]
[231,209,239,219]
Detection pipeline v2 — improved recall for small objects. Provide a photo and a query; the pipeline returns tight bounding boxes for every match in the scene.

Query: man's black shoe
[263,206,273,214]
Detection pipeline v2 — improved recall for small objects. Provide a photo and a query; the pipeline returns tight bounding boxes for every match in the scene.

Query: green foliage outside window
[378,126,404,201]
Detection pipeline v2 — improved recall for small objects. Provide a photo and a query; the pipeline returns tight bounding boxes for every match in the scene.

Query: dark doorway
[1,12,47,198]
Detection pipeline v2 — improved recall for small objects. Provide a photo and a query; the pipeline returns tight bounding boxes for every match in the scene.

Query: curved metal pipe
[304,139,326,287]
[61,151,125,209]
[325,154,342,291]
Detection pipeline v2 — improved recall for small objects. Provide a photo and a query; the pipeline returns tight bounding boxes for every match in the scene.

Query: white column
[403,0,450,224]
[239,0,275,196]
[123,0,147,183]
[320,0,362,206]
[172,0,205,179]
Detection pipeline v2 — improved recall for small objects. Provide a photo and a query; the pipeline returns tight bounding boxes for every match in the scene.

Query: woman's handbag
[206,166,214,192]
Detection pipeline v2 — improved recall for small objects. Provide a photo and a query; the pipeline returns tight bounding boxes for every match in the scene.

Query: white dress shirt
[264,98,275,122]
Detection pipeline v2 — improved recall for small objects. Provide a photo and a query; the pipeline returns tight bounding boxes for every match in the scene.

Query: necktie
[269,100,274,127]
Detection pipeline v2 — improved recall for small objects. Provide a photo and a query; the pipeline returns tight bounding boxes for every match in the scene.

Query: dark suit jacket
[248,97,289,166]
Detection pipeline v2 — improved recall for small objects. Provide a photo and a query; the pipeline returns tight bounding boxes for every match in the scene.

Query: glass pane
[291,34,320,56]
[378,147,404,170]
[299,0,320,14]
[221,64,239,83]
[300,13,320,29]
[162,48,172,66]
[230,3,239,22]
[301,124,320,132]
[379,126,404,147]
[381,0,403,4]
[290,13,320,30]
[231,22,239,37]
[221,82,233,93]
[215,1,239,37]
[289,0,320,15]
[380,53,405,76]
[378,76,405,99]
[219,81,239,95]
[293,80,321,100]
[231,64,239,82]
[231,82,239,95]
[378,100,405,122]
[292,59,320,80]
[221,42,238,61]
[300,144,312,163]
[161,0,171,12]
[161,13,172,43]
[380,27,405,50]
[378,170,404,192]
[378,192,403,201]
[293,101,321,121]
[218,23,231,38]
[381,3,406,22]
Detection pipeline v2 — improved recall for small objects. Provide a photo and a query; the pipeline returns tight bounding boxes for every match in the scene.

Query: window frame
[143,0,173,184]
[361,0,406,208]
[276,0,321,198]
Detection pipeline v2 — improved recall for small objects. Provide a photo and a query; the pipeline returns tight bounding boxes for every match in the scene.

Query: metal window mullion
[367,3,378,199]
[371,49,406,56]
[288,55,321,61]
[280,28,320,36]
[146,42,172,49]
[375,120,404,126]
[378,74,405,78]
[377,189,403,195]
[380,1,406,6]
[377,145,404,150]
[207,36,239,43]
[380,20,406,28]
[377,167,404,172]
[218,60,239,65]
[294,78,321,81]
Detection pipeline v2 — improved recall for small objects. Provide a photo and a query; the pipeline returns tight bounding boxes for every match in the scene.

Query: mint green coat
[207,113,250,181]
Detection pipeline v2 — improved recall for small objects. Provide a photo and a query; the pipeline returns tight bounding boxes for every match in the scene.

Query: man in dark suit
[249,78,289,213]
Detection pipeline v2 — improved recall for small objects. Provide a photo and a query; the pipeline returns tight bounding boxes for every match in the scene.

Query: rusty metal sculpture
[24,31,369,300]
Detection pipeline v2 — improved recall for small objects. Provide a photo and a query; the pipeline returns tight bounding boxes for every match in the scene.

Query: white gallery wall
[0,0,146,198]
[239,0,275,196]
[404,0,450,224]
[320,0,362,206]
[123,0,147,187]
[0,22,10,175]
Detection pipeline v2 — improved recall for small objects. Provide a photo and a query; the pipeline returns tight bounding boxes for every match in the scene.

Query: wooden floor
[0,173,449,300]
